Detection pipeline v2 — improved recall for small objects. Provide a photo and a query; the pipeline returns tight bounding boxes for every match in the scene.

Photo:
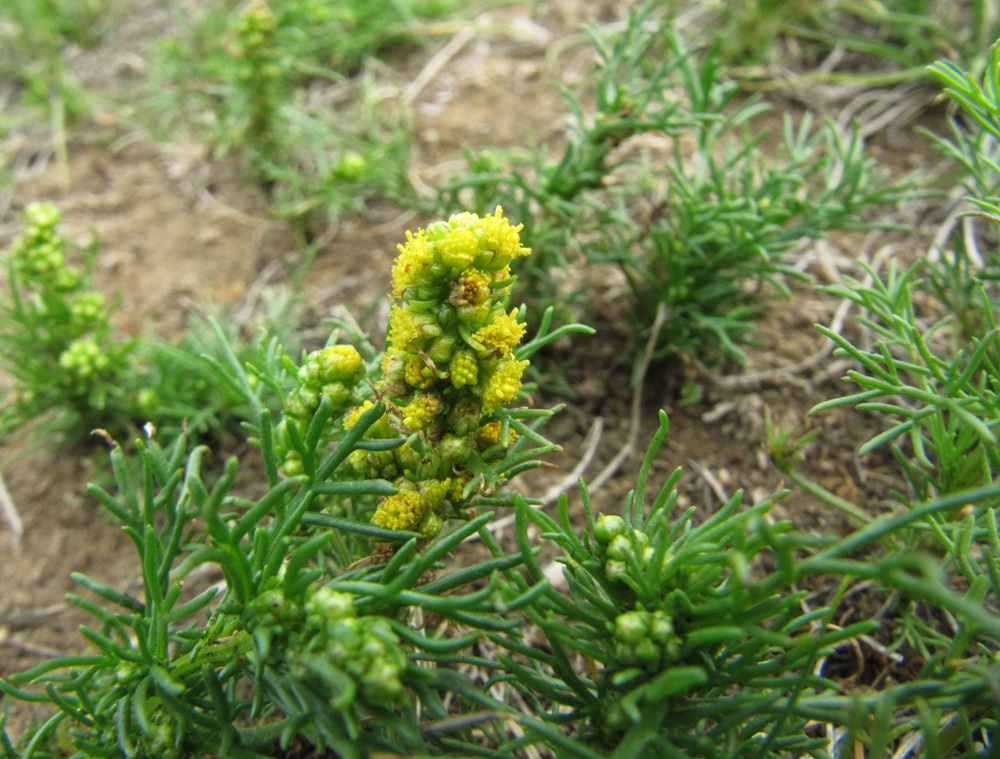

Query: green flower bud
[319,380,354,408]
[69,291,106,331]
[362,658,404,701]
[456,300,492,326]
[649,611,675,645]
[446,397,481,435]
[59,337,110,384]
[606,529,649,561]
[281,451,304,478]
[286,386,320,420]
[306,587,354,624]
[449,350,479,389]
[633,638,661,664]
[52,266,81,292]
[417,508,444,538]
[614,610,650,645]
[419,478,452,510]
[437,432,473,463]
[605,559,627,582]
[606,534,633,562]
[426,333,459,364]
[332,151,366,180]
[316,345,365,384]
[593,514,627,544]
[24,201,60,229]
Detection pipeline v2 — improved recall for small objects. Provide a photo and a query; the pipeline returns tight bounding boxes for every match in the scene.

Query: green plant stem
[784,468,872,525]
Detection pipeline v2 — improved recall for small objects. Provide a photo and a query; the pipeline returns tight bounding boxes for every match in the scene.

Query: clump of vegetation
[4,2,1000,758]
[3,191,999,756]
[148,0,455,227]
[0,204,294,445]
[0,202,134,438]
[440,4,905,369]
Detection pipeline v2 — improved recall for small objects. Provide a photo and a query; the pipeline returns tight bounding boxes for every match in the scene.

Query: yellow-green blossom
[316,345,365,384]
[482,358,529,413]
[372,207,536,532]
[401,392,443,431]
[471,308,526,358]
[372,491,424,531]
[477,420,518,449]
[405,354,437,390]
[437,227,479,270]
[476,207,531,270]
[391,231,435,298]
[449,351,478,388]
[343,400,375,430]
[449,269,491,307]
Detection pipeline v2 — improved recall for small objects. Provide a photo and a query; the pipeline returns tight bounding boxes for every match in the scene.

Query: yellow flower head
[476,421,518,449]
[317,345,365,384]
[343,400,375,430]
[405,354,437,390]
[450,474,473,503]
[401,392,444,431]
[482,358,528,413]
[386,304,418,352]
[471,308,526,359]
[392,230,435,298]
[371,490,424,531]
[475,207,531,271]
[449,269,491,307]
[448,351,478,389]
[436,227,479,271]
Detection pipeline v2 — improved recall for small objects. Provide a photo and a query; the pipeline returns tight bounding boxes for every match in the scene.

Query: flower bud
[405,353,437,390]
[320,381,354,408]
[437,433,473,463]
[306,587,354,623]
[605,559,628,582]
[417,508,444,538]
[436,227,479,271]
[593,514,627,544]
[614,610,650,645]
[449,350,478,389]
[333,151,366,180]
[316,344,365,384]
[426,333,459,364]
[371,490,424,531]
[419,478,452,510]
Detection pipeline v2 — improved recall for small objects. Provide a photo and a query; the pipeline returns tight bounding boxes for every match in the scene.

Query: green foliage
[812,260,999,501]
[148,0,454,224]
[5,406,998,757]
[6,7,1000,759]
[0,0,113,175]
[808,0,1000,78]
[0,265,571,756]
[440,4,902,367]
[0,202,136,438]
[0,203,298,445]
[698,0,1000,80]
[924,41,1000,344]
[765,41,1000,757]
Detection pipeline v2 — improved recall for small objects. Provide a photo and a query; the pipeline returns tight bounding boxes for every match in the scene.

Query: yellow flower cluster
[362,207,533,534]
[381,206,530,437]
[371,491,423,531]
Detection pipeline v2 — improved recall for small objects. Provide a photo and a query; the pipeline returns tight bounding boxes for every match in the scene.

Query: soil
[0,0,957,746]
